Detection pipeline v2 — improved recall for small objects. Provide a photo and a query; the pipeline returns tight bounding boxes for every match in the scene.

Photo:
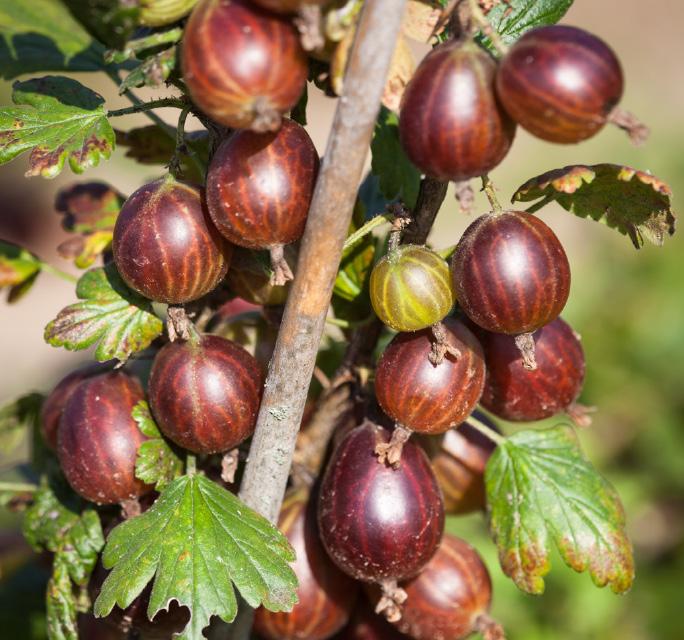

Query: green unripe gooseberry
[370,244,455,332]
[139,0,198,27]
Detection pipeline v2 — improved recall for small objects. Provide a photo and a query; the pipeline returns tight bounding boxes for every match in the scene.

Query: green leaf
[46,556,78,640]
[23,484,104,584]
[133,401,183,491]
[358,172,390,220]
[55,182,124,268]
[0,0,108,80]
[477,0,574,51]
[61,0,140,50]
[115,126,208,183]
[44,263,163,363]
[119,47,177,94]
[24,484,103,640]
[0,76,115,178]
[371,106,420,209]
[485,425,635,595]
[56,182,123,235]
[94,474,298,640]
[0,392,44,456]
[0,240,42,302]
[513,164,676,248]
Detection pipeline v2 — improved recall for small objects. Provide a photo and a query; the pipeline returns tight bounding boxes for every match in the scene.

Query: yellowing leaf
[486,425,634,595]
[514,164,676,248]
[0,76,114,178]
[44,264,163,363]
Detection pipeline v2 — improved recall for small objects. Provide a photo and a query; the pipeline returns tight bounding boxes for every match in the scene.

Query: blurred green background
[1,0,683,638]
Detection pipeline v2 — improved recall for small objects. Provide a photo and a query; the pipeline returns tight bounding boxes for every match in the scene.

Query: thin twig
[106,70,206,179]
[107,97,188,118]
[467,0,509,56]
[402,176,449,245]
[481,174,503,214]
[105,27,183,63]
[106,69,177,135]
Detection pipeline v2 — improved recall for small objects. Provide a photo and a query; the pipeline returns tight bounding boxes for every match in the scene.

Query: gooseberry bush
[0,0,677,639]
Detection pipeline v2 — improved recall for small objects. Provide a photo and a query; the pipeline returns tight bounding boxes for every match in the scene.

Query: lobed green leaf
[133,401,183,491]
[46,555,78,640]
[0,76,114,178]
[513,164,676,248]
[94,474,298,640]
[477,0,574,52]
[0,0,108,80]
[115,125,208,183]
[55,181,124,268]
[119,47,177,94]
[44,264,163,363]
[61,0,140,50]
[486,425,635,595]
[23,483,104,586]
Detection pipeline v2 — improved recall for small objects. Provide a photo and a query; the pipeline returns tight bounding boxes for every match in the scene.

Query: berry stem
[186,454,197,476]
[566,402,596,428]
[467,0,509,56]
[121,497,141,520]
[438,244,457,260]
[325,314,375,329]
[481,174,503,214]
[39,261,78,284]
[462,413,506,446]
[429,321,462,365]
[105,27,184,64]
[342,212,395,250]
[375,578,408,622]
[514,332,537,370]
[106,68,205,180]
[375,423,412,468]
[269,244,295,286]
[0,481,38,493]
[387,206,412,253]
[294,4,325,51]
[169,106,192,178]
[221,449,240,484]
[166,306,200,343]
[475,612,507,640]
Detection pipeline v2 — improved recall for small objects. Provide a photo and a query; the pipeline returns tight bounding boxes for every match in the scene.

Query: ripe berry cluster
[37,1,637,637]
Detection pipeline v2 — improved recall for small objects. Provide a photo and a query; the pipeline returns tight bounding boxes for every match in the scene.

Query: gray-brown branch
[227,1,409,637]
